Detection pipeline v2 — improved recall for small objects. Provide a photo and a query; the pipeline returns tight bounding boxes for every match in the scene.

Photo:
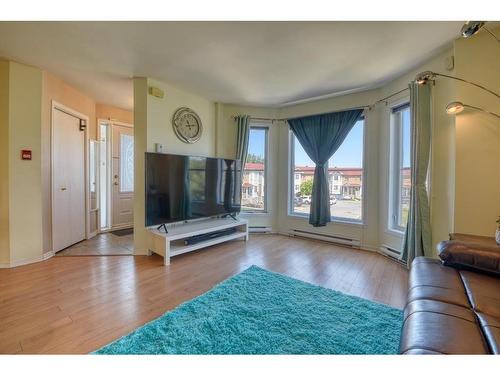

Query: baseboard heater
[249,226,272,233]
[379,245,404,263]
[288,229,360,248]
[184,227,237,245]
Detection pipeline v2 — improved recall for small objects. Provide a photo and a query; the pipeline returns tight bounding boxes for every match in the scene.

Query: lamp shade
[446,102,465,115]
[415,71,434,85]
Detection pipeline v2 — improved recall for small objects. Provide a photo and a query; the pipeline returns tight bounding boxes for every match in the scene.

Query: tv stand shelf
[147,217,249,265]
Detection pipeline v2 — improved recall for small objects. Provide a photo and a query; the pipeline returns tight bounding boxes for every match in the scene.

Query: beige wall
[133,77,149,254]
[133,77,217,253]
[145,78,215,157]
[453,27,500,237]
[0,60,10,264]
[4,61,44,264]
[96,103,133,124]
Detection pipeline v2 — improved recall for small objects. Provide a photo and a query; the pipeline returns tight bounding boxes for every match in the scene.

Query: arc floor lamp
[460,21,500,43]
[414,71,500,120]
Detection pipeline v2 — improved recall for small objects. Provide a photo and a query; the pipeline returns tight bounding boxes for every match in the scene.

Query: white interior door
[111,125,134,228]
[53,108,86,252]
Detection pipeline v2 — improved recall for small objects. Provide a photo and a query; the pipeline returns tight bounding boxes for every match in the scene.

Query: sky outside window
[293,119,364,167]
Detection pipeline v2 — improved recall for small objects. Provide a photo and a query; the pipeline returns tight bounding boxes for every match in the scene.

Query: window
[242,126,268,212]
[289,119,364,222]
[389,103,411,231]
[119,133,134,193]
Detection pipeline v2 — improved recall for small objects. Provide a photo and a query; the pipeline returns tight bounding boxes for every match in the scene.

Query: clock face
[172,107,203,144]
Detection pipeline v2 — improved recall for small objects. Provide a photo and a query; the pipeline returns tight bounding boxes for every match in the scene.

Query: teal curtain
[400,82,432,267]
[288,109,363,227]
[235,115,251,168]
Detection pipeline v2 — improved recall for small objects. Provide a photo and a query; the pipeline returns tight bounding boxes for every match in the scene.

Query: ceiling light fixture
[446,101,500,119]
[461,21,500,42]
[414,71,500,100]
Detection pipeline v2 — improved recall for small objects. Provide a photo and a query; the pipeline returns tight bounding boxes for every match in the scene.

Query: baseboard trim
[0,251,55,268]
[43,251,55,260]
[360,245,379,252]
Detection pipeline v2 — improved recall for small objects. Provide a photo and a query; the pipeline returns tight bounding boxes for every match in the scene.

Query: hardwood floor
[0,234,408,354]
[55,232,134,256]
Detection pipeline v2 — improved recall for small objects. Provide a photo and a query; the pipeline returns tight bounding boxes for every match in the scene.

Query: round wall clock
[172,107,203,144]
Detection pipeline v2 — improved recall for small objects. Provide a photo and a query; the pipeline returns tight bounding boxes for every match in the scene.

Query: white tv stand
[147,217,249,265]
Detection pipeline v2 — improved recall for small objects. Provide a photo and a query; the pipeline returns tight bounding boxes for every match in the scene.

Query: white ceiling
[0,22,463,110]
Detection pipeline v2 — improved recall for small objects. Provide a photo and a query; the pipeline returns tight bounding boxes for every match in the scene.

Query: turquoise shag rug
[94,266,403,354]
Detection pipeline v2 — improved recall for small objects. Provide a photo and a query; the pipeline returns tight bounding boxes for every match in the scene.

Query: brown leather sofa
[399,241,500,354]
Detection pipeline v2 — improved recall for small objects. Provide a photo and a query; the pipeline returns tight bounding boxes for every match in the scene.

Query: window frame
[241,124,270,214]
[388,100,411,233]
[287,117,366,225]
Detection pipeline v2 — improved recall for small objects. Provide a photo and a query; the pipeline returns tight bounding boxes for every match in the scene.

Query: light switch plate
[155,143,165,153]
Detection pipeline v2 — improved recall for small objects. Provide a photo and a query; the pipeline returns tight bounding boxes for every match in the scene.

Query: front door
[52,108,86,251]
[111,125,134,228]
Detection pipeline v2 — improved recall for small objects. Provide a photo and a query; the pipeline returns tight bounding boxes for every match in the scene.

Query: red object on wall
[21,149,32,160]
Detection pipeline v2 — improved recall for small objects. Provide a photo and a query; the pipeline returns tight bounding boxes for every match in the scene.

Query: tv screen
[145,152,242,226]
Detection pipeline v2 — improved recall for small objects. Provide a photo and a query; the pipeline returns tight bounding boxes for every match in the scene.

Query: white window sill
[287,212,364,226]
[385,228,405,237]
[240,211,270,216]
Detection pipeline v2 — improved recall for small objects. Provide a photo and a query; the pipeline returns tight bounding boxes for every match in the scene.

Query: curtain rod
[231,87,409,123]
[370,87,409,108]
[232,105,368,123]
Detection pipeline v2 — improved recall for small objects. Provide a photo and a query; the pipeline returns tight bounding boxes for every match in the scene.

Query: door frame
[97,119,134,232]
[51,101,90,252]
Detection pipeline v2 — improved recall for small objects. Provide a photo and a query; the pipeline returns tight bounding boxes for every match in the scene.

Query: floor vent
[249,226,273,233]
[288,229,360,248]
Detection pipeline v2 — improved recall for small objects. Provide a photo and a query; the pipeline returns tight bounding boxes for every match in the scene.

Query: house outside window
[389,102,411,232]
[242,126,268,212]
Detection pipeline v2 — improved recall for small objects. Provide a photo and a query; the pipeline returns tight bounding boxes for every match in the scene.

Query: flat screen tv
[145,152,242,226]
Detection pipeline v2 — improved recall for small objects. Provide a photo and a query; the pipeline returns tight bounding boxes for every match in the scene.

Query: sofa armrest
[437,240,500,276]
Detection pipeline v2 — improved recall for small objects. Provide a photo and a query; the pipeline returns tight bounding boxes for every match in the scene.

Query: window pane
[292,137,313,216]
[291,119,364,222]
[329,120,364,221]
[398,108,411,228]
[242,127,267,211]
[120,133,134,193]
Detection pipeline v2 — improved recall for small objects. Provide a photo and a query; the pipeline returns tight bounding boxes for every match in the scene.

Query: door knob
[114,182,119,186]
[61,187,67,191]
[114,175,118,179]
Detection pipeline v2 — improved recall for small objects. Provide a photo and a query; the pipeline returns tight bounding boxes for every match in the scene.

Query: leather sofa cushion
[403,348,443,354]
[460,270,500,319]
[438,240,500,276]
[400,300,489,354]
[407,285,470,308]
[403,299,477,323]
[476,313,500,354]
[410,257,467,292]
